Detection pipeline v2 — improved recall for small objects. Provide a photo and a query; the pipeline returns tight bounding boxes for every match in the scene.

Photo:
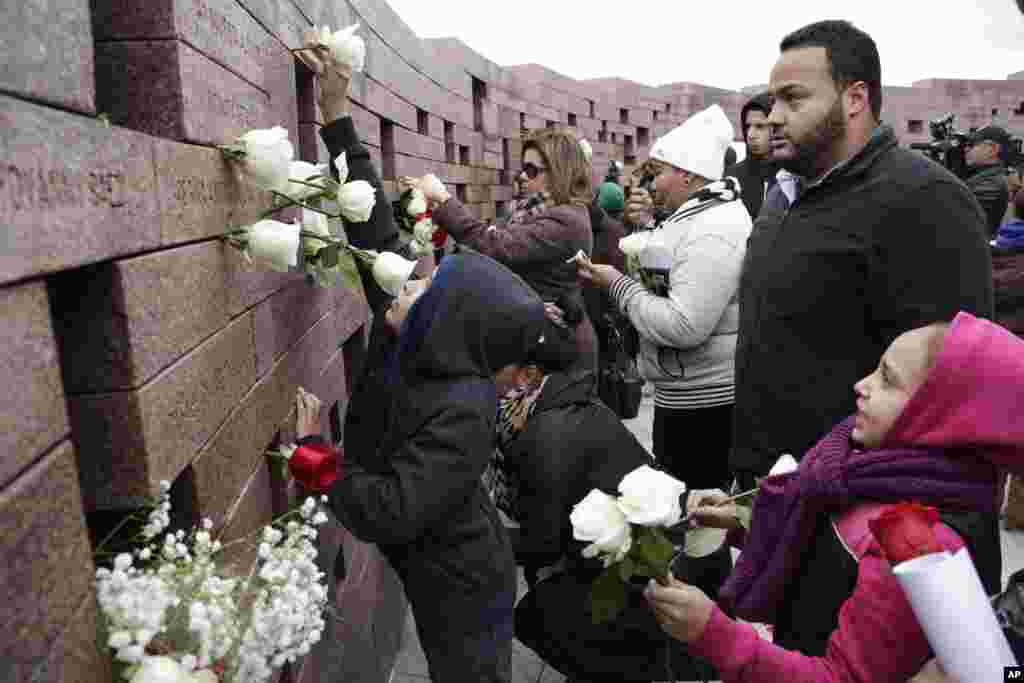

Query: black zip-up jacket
[501,371,653,573]
[731,125,993,480]
[965,162,1009,237]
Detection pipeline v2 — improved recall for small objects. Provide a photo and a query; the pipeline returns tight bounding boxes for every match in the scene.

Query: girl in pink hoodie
[644,311,1024,682]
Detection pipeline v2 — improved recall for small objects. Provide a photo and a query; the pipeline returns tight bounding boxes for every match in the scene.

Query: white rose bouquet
[569,465,688,623]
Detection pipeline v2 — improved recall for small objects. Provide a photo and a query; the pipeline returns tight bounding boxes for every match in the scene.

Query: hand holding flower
[295,387,322,440]
[685,488,742,531]
[644,573,716,643]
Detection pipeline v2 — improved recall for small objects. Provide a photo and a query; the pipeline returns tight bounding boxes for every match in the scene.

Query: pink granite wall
[6,1,1024,681]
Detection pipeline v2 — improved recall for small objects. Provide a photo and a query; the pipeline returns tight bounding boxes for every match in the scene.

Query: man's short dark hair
[780,20,882,120]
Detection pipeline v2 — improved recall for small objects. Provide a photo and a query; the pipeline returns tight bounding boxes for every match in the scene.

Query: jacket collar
[801,124,897,196]
[532,370,598,413]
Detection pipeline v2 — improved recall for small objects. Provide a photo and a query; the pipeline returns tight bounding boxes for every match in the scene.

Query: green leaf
[589,565,628,625]
[337,247,365,297]
[618,556,635,582]
[683,526,728,558]
[634,526,675,576]
[318,244,340,269]
[735,505,753,531]
[96,113,111,128]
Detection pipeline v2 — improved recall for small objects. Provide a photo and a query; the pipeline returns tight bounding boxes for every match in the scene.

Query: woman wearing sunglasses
[401,128,598,371]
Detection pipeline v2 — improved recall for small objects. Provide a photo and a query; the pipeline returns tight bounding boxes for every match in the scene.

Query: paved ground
[390,391,1024,683]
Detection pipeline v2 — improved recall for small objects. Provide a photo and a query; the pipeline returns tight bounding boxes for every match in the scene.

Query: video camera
[910,113,1024,178]
[909,114,970,178]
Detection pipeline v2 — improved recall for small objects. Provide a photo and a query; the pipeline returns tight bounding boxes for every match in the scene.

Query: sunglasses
[519,162,548,180]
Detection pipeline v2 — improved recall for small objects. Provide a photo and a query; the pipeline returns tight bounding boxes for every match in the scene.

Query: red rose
[288,442,341,493]
[868,502,944,564]
[431,227,448,249]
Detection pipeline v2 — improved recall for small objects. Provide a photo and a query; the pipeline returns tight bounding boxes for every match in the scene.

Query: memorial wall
[3,1,1024,680]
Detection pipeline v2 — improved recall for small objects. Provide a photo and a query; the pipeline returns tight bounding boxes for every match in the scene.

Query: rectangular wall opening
[459,145,470,165]
[417,108,429,136]
[381,119,396,180]
[472,77,487,132]
[444,120,455,163]
[619,108,628,124]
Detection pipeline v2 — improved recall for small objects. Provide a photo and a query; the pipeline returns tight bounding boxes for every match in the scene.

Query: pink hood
[885,312,1024,475]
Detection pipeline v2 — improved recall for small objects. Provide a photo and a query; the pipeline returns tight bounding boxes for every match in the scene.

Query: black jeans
[653,403,734,491]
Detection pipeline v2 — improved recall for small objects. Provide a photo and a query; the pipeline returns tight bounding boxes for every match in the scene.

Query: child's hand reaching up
[295,387,323,440]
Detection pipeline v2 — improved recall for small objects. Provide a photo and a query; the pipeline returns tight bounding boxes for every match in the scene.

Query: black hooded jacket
[727,93,779,219]
[328,251,547,613]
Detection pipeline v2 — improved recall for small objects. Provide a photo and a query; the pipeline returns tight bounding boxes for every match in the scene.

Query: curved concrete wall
[5,1,1024,681]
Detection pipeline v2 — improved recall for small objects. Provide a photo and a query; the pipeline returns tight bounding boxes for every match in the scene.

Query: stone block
[52,242,232,393]
[152,138,275,246]
[0,441,94,682]
[254,280,337,376]
[0,1,94,113]
[29,590,111,683]
[0,282,68,488]
[393,154,439,180]
[393,125,446,162]
[465,184,489,203]
[351,77,418,131]
[350,103,382,147]
[215,458,276,570]
[92,0,270,91]
[95,39,278,145]
[0,96,160,286]
[69,313,257,510]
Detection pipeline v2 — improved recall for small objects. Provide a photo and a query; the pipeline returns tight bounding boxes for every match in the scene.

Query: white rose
[301,208,331,257]
[618,231,651,259]
[372,251,418,296]
[236,126,294,193]
[406,188,428,216]
[325,23,366,72]
[413,217,435,244]
[130,656,189,683]
[282,160,328,201]
[579,138,593,162]
[570,489,632,565]
[616,465,687,527]
[768,453,799,477]
[408,239,433,258]
[245,219,300,272]
[337,179,375,222]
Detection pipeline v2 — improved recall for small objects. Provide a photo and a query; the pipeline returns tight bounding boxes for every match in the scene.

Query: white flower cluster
[96,485,333,683]
[141,480,173,541]
[96,553,179,664]
[232,496,330,683]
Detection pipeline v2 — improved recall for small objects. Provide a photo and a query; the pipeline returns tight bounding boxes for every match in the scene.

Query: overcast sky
[384,0,1024,91]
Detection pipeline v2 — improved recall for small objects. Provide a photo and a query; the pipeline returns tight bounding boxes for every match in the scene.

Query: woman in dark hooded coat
[293,250,578,682]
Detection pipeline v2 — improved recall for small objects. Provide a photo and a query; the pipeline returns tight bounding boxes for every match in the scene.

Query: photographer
[576,104,752,493]
[964,125,1011,237]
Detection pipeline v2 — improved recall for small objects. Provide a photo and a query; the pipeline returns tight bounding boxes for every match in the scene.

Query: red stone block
[52,241,232,393]
[95,39,284,146]
[0,96,161,287]
[351,77,418,131]
[392,125,446,162]
[215,458,276,570]
[69,313,258,510]
[152,138,275,246]
[30,590,112,683]
[483,151,502,170]
[92,0,270,91]
[191,372,284,531]
[0,282,69,489]
[0,1,94,114]
[393,154,440,180]
[254,279,338,377]
[350,102,382,147]
[0,441,94,681]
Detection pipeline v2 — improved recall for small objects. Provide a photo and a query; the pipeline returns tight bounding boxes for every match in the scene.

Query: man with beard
[727,92,779,218]
[964,125,1011,237]
[730,20,994,488]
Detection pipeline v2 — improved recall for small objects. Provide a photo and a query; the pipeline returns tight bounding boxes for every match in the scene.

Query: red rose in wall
[289,442,341,493]
[868,502,944,564]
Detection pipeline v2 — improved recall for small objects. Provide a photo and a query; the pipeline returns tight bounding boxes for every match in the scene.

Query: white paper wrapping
[892,548,1017,681]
